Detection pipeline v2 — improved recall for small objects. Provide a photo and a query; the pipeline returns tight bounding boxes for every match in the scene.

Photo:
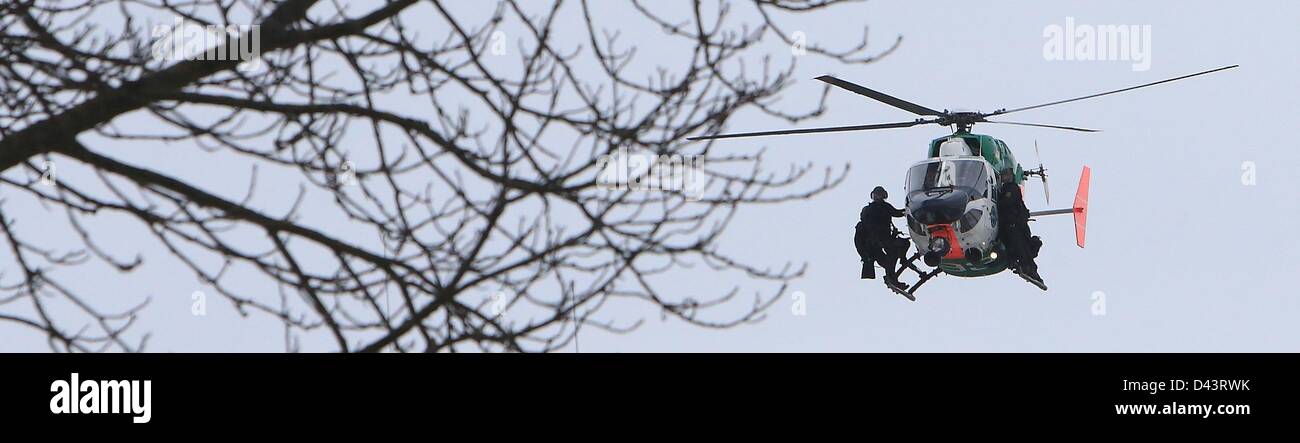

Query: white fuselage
[904,156,1000,269]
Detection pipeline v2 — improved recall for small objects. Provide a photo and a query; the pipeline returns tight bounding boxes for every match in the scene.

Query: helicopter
[687,65,1238,300]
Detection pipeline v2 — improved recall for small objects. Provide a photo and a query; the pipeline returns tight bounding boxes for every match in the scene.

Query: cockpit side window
[984,164,995,198]
[970,165,989,197]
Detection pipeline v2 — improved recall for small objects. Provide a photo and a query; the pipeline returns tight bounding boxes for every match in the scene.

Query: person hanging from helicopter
[996,171,1045,287]
[855,186,910,291]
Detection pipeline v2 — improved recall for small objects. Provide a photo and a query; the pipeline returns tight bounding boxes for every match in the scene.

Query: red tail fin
[1073,166,1090,248]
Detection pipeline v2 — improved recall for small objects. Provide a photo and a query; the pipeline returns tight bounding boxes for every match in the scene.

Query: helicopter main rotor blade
[687,120,932,141]
[988,65,1238,117]
[814,75,948,117]
[986,120,1100,133]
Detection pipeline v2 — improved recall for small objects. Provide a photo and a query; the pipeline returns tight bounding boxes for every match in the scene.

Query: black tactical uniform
[855,186,910,289]
[996,181,1043,282]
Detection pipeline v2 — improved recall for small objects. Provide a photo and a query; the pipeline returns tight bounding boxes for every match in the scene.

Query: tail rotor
[1024,140,1050,204]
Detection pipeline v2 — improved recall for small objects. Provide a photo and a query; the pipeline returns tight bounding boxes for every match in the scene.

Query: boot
[884,269,909,291]
[1022,267,1044,284]
[1019,263,1046,290]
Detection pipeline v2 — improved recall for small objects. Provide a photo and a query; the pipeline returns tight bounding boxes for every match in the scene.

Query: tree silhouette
[0,0,897,352]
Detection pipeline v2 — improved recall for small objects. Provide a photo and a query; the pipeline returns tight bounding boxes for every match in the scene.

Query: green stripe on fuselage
[938,253,1010,277]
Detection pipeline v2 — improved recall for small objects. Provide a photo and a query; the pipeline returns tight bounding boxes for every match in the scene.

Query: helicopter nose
[908,189,971,225]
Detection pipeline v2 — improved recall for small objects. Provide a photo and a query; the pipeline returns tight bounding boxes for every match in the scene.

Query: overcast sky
[582,0,1300,352]
[3,0,1296,352]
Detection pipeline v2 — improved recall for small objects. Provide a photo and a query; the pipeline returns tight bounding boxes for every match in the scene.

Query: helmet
[1000,168,1016,183]
[870,186,888,200]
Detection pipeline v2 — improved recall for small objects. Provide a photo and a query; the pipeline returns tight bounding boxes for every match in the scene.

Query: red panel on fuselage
[927,224,965,259]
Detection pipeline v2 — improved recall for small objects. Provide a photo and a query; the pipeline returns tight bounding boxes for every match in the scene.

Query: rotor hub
[939,111,986,132]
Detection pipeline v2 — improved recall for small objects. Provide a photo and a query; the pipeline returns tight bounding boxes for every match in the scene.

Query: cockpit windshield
[906,159,988,194]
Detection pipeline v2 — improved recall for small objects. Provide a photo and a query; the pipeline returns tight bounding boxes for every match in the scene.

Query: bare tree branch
[0,0,897,352]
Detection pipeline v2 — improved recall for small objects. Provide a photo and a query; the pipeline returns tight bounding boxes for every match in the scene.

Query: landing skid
[884,252,943,301]
[1011,268,1048,291]
[886,281,915,301]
